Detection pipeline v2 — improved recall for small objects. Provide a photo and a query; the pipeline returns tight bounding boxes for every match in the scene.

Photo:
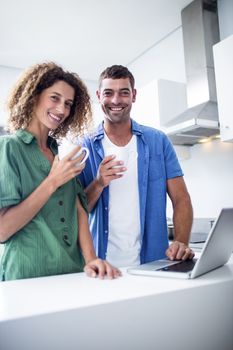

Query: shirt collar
[15,129,58,153]
[16,129,36,144]
[131,119,143,136]
[93,119,143,142]
[93,122,104,142]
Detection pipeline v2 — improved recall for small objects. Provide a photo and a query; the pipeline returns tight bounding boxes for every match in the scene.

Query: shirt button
[104,230,108,234]
[60,218,65,223]
[59,201,63,206]
[104,207,108,210]
[63,234,68,240]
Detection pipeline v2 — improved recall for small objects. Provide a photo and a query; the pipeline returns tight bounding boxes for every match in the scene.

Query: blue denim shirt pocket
[148,155,163,181]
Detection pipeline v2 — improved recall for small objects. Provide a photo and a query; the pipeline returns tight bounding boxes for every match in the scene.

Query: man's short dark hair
[99,65,135,90]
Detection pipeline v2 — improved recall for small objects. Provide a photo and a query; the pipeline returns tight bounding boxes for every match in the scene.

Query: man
[79,65,194,267]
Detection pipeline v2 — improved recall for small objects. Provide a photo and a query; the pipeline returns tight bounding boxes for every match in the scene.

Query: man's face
[97,78,136,124]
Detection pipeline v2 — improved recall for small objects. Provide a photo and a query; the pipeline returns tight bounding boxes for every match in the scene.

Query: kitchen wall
[167,139,233,219]
[0,65,22,127]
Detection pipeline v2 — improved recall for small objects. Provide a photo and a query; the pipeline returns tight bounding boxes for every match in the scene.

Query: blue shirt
[79,119,183,264]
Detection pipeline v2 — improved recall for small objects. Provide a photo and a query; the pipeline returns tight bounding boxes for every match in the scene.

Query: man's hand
[96,155,127,188]
[166,241,195,261]
[84,155,127,212]
[84,258,122,279]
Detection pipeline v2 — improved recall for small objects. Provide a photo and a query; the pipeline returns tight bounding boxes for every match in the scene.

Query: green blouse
[0,130,87,281]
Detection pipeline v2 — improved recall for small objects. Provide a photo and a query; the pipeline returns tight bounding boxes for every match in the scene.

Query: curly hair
[7,62,92,139]
[98,65,135,90]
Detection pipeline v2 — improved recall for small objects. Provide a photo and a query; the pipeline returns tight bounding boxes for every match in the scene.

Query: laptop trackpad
[157,259,197,272]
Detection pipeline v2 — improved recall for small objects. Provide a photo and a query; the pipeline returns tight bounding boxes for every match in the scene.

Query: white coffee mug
[105,146,130,175]
[71,146,89,165]
[105,147,128,164]
[105,147,137,165]
[58,138,89,165]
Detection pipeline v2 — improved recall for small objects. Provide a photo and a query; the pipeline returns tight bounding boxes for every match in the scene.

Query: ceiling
[0,0,193,83]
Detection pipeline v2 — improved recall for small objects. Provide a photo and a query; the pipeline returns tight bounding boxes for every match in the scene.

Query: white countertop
[1,254,233,323]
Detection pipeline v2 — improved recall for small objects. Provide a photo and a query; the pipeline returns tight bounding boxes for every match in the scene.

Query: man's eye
[121,91,130,96]
[103,92,112,97]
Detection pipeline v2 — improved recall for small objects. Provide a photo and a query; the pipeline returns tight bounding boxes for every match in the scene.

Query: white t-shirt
[102,134,141,267]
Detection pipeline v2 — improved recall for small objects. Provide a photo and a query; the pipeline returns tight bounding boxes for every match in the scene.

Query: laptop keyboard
[157,259,197,273]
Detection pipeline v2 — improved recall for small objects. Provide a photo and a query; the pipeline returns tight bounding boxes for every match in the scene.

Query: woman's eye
[65,102,72,109]
[50,95,58,101]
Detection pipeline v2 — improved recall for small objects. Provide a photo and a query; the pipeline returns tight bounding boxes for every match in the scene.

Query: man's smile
[108,106,125,112]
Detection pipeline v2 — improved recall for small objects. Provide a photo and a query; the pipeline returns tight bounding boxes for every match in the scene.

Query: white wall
[129,27,186,88]
[166,139,233,219]
[0,65,22,126]
[182,139,233,217]
[131,80,160,128]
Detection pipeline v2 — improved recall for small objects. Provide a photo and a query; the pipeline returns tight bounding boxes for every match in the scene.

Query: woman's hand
[48,145,85,190]
[84,258,122,279]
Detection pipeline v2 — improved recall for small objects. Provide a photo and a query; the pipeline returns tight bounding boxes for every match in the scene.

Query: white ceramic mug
[70,146,89,165]
[105,147,131,174]
[105,147,137,165]
[58,138,89,165]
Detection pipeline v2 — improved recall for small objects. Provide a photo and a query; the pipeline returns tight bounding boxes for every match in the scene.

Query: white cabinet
[157,79,187,127]
[213,34,233,142]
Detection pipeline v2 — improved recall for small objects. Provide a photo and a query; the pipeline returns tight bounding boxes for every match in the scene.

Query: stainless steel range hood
[166,0,220,146]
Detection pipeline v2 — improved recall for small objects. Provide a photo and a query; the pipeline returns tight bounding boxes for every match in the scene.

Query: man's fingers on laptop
[166,241,194,261]
[182,247,195,260]
[166,241,179,260]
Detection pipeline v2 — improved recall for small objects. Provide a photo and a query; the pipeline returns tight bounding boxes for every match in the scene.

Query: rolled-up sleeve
[0,138,22,208]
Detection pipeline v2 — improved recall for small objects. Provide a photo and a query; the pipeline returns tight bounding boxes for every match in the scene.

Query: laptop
[127,208,233,279]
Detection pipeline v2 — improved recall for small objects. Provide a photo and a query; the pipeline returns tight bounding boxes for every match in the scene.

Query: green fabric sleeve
[76,178,89,213]
[0,137,22,208]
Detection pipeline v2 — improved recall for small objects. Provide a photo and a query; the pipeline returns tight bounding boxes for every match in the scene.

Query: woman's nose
[56,103,65,114]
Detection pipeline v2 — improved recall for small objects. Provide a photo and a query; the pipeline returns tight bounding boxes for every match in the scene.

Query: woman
[0,62,121,281]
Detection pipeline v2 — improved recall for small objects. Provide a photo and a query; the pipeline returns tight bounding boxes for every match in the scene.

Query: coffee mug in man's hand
[105,147,129,174]
[58,138,89,165]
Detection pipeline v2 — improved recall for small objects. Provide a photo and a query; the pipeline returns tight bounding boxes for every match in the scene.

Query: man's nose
[111,93,121,104]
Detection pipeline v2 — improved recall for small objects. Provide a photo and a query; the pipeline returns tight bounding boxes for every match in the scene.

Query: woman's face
[33,80,75,130]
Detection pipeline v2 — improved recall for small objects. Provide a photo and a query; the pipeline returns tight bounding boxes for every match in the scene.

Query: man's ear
[132,89,137,103]
[96,90,100,100]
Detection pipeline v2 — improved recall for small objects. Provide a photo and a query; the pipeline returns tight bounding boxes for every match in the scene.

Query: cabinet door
[213,35,233,142]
